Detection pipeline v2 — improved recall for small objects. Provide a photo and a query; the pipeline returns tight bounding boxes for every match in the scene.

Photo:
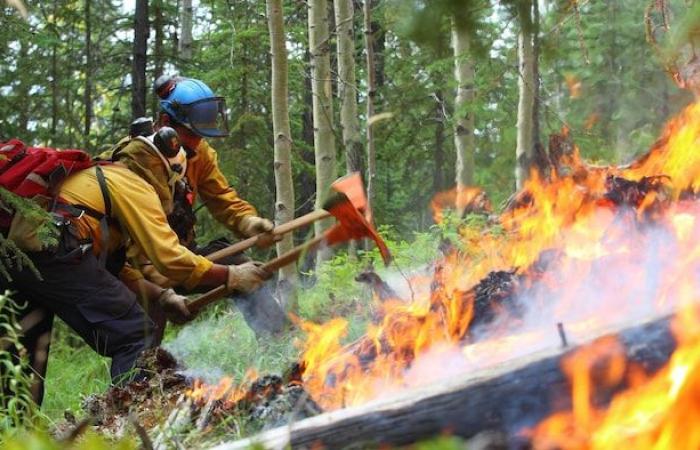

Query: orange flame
[187,100,700,432]
[430,186,491,224]
[296,100,700,412]
[532,305,700,449]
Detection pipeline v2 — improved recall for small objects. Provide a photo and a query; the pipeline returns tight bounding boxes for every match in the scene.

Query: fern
[0,292,40,432]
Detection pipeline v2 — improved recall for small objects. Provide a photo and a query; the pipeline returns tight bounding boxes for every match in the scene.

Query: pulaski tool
[187,173,392,314]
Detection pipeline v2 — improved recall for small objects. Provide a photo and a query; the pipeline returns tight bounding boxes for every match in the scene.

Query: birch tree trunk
[84,0,93,148]
[364,0,376,215]
[308,0,337,265]
[433,90,446,193]
[451,20,475,212]
[131,0,149,119]
[515,0,535,190]
[266,0,297,297]
[179,0,193,61]
[334,0,362,176]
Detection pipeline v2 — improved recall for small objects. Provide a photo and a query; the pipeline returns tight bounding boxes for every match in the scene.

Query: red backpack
[0,139,97,232]
[0,139,94,197]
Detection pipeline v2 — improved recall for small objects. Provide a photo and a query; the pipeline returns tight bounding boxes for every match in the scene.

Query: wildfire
[188,99,700,446]
[532,305,700,450]
[187,369,259,408]
[297,99,700,413]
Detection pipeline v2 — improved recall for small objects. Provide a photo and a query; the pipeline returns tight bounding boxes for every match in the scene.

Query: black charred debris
[57,348,319,438]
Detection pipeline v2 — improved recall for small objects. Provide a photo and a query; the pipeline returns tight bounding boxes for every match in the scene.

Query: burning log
[212,314,677,450]
[355,269,399,302]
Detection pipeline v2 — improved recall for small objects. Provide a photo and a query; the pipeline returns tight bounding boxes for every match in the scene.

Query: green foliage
[0,430,136,450]
[0,293,40,432]
[412,435,467,450]
[41,321,111,422]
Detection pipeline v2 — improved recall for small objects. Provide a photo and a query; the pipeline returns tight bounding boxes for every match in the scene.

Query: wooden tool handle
[206,209,331,262]
[186,285,228,314]
[261,234,326,272]
[187,233,328,314]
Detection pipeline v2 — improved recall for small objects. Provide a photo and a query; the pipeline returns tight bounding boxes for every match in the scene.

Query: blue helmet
[154,75,230,138]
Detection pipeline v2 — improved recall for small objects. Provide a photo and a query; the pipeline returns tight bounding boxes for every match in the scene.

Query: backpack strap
[94,165,111,269]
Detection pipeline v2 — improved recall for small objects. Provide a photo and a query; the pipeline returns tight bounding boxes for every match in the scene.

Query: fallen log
[211,314,677,450]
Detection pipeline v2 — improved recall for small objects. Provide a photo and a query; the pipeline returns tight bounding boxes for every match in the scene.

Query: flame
[187,369,259,408]
[430,186,491,224]
[295,100,700,412]
[187,100,700,433]
[532,305,700,450]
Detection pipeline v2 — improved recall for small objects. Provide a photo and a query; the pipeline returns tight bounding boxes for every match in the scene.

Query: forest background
[0,0,697,445]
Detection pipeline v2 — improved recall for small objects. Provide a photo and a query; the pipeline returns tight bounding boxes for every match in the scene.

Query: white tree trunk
[364,0,377,215]
[267,0,297,296]
[335,0,362,176]
[515,1,535,190]
[179,0,193,61]
[309,0,337,265]
[451,20,475,213]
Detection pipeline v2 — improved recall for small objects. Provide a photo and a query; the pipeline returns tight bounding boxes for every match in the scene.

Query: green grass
[17,227,451,446]
[42,321,111,423]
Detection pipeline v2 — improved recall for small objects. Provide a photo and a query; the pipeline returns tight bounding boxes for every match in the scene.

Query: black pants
[1,235,155,405]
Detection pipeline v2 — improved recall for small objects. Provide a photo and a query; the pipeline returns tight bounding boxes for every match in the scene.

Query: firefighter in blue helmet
[110,75,286,338]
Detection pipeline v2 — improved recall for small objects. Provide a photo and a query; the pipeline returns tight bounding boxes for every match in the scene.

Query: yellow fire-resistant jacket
[59,164,213,290]
[107,137,257,234]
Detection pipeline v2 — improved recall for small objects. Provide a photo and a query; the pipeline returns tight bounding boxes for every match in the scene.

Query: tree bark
[364,0,377,215]
[308,0,337,265]
[179,0,193,61]
[433,90,445,193]
[131,0,149,120]
[334,0,363,176]
[451,19,475,211]
[84,0,93,148]
[532,0,541,149]
[16,39,29,136]
[152,0,165,116]
[50,0,58,140]
[515,0,536,190]
[213,315,677,450]
[267,0,297,297]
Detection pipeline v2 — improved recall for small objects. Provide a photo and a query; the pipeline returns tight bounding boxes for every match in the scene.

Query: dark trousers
[1,236,155,405]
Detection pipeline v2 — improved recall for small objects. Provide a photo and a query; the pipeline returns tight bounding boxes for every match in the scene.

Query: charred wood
[355,270,399,302]
[212,314,677,450]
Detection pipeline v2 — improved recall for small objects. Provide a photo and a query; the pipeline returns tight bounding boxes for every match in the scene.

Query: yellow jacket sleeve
[187,140,257,236]
[106,166,213,290]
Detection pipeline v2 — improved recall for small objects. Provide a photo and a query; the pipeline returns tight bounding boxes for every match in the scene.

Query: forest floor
[22,228,453,449]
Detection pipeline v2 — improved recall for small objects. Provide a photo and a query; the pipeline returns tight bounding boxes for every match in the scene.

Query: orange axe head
[322,174,392,265]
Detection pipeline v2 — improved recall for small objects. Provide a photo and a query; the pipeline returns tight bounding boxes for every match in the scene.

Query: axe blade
[325,203,392,266]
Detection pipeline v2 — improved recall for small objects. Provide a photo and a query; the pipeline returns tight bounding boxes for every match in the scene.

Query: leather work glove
[239,216,274,238]
[157,288,193,325]
[227,261,272,294]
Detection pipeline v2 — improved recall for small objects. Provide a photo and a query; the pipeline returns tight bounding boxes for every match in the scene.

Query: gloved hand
[157,288,193,325]
[239,216,274,238]
[226,261,271,294]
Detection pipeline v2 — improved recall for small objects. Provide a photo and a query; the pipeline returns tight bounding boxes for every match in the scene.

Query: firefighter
[2,163,270,404]
[108,76,286,336]
[111,76,273,240]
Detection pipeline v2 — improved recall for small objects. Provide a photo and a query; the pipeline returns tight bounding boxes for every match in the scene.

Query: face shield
[180,97,230,137]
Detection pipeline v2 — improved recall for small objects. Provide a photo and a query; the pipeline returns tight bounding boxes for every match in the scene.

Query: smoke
[400,202,700,390]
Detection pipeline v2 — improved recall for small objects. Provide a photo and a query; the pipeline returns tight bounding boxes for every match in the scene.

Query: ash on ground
[54,347,321,440]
